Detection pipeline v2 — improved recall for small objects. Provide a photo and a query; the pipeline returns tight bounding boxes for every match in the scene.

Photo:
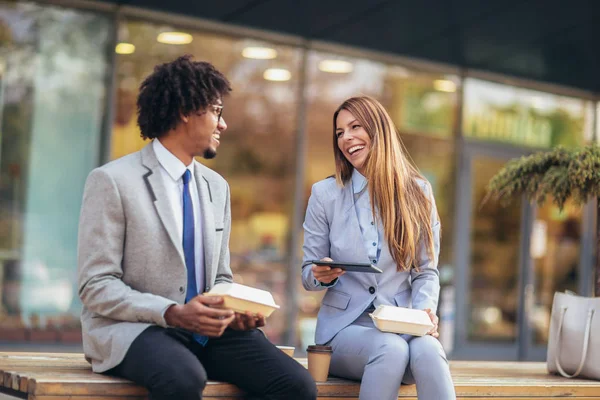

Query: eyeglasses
[211,104,224,121]
[196,104,224,121]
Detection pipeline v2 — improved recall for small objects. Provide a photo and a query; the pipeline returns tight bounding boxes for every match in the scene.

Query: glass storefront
[0,1,113,344]
[467,155,523,343]
[453,78,594,360]
[463,78,593,149]
[0,1,595,361]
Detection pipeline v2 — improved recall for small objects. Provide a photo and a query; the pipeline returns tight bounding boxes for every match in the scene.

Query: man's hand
[164,296,235,337]
[312,257,345,284]
[229,311,266,331]
[424,308,439,338]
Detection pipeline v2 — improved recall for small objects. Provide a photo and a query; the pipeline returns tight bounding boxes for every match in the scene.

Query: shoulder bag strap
[555,307,595,379]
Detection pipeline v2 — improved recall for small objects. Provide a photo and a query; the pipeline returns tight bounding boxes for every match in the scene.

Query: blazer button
[369,286,375,294]
[179,286,184,293]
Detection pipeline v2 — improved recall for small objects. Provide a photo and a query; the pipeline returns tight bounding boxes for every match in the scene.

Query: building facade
[0,0,597,360]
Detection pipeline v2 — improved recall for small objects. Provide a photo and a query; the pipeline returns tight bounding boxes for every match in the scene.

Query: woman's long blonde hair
[333,96,437,272]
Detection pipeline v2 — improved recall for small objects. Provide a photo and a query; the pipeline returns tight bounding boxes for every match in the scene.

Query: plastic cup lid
[307,345,332,353]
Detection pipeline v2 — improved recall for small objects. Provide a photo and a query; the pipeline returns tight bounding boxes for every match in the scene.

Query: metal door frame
[451,140,534,360]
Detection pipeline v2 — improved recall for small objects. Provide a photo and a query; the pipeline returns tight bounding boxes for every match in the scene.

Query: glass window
[463,78,592,149]
[467,156,522,342]
[300,50,458,349]
[0,1,112,345]
[531,201,582,345]
[113,19,302,344]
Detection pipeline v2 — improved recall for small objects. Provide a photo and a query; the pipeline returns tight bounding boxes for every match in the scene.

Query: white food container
[369,305,434,336]
[204,283,280,317]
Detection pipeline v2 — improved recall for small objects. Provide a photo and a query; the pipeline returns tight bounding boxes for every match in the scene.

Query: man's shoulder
[83,152,145,193]
[95,151,144,178]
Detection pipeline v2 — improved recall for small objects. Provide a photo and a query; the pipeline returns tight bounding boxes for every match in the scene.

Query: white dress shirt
[153,139,205,293]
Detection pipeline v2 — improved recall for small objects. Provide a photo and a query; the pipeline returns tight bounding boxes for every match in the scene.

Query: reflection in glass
[530,201,581,345]
[468,157,521,342]
[0,1,112,344]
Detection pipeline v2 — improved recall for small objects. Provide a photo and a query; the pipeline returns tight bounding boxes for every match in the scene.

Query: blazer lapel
[141,144,186,268]
[194,162,215,287]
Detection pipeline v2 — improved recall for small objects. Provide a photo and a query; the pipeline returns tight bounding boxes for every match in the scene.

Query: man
[77,55,317,400]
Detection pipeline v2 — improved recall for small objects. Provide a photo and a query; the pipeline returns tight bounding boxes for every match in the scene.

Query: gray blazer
[301,177,440,346]
[77,143,232,372]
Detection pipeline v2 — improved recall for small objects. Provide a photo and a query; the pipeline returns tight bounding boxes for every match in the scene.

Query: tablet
[309,260,383,274]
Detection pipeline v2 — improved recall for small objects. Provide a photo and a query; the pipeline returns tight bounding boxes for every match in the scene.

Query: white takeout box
[204,283,280,317]
[369,305,434,336]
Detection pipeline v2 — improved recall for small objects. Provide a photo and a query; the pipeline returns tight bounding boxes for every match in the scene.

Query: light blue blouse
[351,169,381,267]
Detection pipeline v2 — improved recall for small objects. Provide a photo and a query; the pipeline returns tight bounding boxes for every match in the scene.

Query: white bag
[546,291,599,380]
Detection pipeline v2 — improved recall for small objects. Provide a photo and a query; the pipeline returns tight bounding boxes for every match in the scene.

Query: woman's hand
[312,257,346,284]
[424,308,439,338]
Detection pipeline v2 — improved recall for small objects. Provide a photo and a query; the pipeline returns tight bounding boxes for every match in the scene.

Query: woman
[302,96,455,400]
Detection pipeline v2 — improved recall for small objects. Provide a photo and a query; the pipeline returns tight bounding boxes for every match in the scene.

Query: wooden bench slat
[30,397,144,400]
[27,380,249,397]
[3,353,600,399]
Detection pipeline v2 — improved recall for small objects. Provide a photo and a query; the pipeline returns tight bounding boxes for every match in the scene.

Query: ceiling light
[318,60,353,74]
[115,42,135,55]
[433,79,456,93]
[157,32,193,45]
[242,46,278,59]
[263,68,291,82]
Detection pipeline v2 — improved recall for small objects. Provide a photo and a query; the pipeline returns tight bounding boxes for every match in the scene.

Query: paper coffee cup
[306,345,332,382]
[277,345,295,357]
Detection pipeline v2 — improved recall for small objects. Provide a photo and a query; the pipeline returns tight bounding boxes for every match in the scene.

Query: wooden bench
[1,352,599,399]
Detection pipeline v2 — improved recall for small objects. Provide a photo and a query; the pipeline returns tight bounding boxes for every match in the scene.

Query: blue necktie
[182,170,208,345]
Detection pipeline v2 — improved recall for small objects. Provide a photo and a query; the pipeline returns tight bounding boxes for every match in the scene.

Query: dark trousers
[107,326,317,400]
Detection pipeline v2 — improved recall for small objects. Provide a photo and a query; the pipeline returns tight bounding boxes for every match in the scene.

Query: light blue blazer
[302,176,441,346]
